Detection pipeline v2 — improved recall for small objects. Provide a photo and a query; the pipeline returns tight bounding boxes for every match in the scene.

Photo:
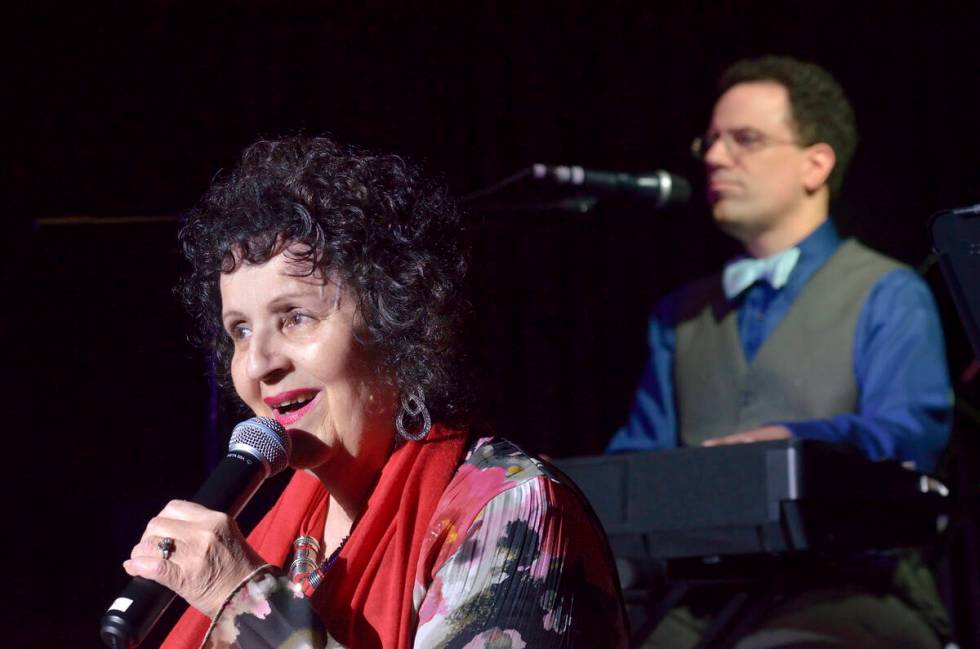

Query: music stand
[930,205,980,360]
[929,203,980,649]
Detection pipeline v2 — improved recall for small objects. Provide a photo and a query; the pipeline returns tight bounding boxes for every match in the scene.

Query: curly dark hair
[718,56,858,198]
[179,136,472,427]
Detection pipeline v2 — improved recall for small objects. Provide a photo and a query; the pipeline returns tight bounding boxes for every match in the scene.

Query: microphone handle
[580,169,636,190]
[193,449,269,513]
[100,580,177,649]
[99,452,268,648]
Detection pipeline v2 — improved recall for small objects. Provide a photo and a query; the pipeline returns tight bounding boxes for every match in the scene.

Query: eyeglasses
[691,128,799,160]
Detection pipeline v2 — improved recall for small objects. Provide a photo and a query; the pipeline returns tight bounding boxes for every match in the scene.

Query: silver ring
[158,537,176,561]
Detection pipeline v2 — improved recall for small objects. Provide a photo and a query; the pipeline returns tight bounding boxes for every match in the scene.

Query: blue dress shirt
[607,220,952,473]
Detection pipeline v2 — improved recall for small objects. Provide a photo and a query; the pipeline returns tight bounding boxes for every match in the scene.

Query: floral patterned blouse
[205,438,629,648]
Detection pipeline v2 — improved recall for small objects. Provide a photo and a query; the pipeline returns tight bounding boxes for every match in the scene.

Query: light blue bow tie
[722,247,801,299]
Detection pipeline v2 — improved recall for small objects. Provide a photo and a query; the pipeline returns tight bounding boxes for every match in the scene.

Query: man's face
[703,81,812,242]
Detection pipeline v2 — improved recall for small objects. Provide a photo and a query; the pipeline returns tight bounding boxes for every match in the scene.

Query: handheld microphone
[99,417,291,648]
[532,164,691,208]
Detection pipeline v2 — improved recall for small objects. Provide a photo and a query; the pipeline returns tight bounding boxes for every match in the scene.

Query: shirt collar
[796,219,841,265]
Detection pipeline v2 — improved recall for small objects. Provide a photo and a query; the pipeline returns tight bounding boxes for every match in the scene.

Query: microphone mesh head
[229,417,291,476]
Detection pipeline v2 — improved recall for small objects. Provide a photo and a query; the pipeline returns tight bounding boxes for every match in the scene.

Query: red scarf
[162,425,468,649]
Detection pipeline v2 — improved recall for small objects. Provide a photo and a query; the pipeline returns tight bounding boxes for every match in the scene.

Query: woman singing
[123,136,627,648]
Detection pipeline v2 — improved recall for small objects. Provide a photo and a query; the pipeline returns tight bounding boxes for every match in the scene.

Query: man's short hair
[718,56,858,198]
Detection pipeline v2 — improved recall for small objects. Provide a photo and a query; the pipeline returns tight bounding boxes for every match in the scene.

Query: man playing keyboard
[608,56,952,649]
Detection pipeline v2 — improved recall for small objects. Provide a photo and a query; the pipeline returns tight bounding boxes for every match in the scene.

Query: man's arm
[707,269,952,473]
[606,293,681,453]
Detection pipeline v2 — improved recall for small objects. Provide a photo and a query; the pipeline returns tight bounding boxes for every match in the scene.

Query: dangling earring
[396,386,432,441]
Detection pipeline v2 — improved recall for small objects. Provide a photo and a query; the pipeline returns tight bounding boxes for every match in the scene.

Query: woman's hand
[123,500,266,618]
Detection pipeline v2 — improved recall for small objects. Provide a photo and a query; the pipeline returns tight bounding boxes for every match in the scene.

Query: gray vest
[674,239,903,446]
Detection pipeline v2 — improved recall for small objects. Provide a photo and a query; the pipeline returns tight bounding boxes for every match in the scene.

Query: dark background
[3,2,979,646]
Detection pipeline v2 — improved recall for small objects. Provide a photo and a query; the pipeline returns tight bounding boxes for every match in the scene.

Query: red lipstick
[263,389,322,427]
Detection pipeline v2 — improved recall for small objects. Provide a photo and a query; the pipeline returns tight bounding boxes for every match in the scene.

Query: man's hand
[702,425,792,447]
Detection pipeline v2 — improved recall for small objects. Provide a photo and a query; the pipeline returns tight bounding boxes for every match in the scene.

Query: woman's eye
[283,311,312,329]
[228,323,251,340]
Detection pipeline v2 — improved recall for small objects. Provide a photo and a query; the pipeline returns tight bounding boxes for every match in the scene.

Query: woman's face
[219,251,394,472]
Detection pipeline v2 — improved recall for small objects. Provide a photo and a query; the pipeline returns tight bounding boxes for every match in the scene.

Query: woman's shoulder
[458,436,561,486]
[428,436,588,543]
